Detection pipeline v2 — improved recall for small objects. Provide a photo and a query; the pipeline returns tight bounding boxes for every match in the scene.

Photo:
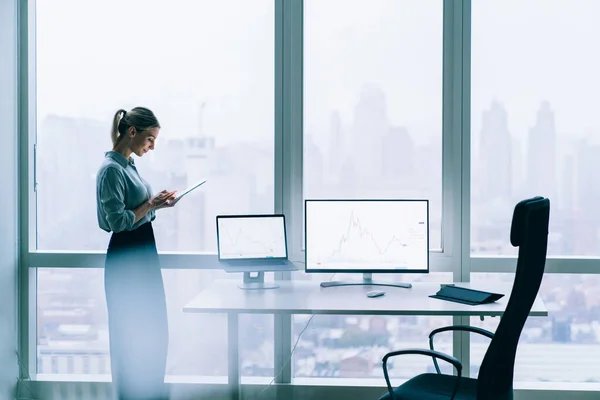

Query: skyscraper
[527,101,557,202]
[304,134,324,195]
[349,83,389,185]
[478,100,512,201]
[382,126,414,179]
[328,110,343,178]
[574,137,600,254]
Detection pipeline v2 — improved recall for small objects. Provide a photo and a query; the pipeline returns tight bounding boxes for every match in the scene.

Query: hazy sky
[304,0,443,150]
[36,0,600,151]
[36,0,274,146]
[472,0,600,151]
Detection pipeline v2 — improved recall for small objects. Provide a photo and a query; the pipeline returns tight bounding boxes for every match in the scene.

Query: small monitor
[305,199,429,286]
[216,215,288,260]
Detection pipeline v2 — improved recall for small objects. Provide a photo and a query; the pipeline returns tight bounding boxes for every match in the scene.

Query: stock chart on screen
[305,200,428,271]
[217,215,287,259]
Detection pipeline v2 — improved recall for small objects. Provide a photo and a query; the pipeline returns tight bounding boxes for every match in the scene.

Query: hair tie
[122,110,127,118]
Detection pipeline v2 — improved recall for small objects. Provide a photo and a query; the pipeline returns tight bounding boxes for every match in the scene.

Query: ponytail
[110,107,160,146]
[111,109,127,145]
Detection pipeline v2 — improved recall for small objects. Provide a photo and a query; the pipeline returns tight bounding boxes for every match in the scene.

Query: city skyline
[35,81,600,257]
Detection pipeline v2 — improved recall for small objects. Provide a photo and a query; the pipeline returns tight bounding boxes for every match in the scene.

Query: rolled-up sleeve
[99,167,135,233]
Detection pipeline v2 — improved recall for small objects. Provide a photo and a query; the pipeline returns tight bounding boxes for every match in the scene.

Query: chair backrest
[477,196,550,400]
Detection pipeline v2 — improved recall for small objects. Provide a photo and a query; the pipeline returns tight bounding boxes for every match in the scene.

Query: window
[471,0,600,256]
[25,0,600,396]
[471,273,600,384]
[36,268,274,378]
[292,315,452,380]
[35,0,275,252]
[291,272,453,379]
[303,0,443,250]
[299,1,446,378]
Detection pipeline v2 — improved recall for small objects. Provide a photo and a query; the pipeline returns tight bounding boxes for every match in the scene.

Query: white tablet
[174,178,207,200]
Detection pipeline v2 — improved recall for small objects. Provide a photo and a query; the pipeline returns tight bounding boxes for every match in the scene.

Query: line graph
[218,216,286,259]
[222,225,281,253]
[325,210,408,261]
[305,201,428,271]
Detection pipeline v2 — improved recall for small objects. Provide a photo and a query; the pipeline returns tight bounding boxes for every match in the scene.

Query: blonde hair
[110,107,161,145]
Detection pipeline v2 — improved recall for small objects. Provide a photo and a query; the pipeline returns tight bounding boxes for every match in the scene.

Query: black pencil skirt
[104,222,169,400]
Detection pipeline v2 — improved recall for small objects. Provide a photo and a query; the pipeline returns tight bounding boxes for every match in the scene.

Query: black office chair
[379,196,550,400]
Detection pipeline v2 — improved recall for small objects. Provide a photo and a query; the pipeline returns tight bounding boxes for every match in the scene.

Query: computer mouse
[367,290,385,298]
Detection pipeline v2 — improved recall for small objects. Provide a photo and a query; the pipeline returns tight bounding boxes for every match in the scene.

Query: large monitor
[305,199,429,289]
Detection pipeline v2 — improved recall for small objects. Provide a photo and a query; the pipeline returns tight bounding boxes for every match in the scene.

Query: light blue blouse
[96,151,155,233]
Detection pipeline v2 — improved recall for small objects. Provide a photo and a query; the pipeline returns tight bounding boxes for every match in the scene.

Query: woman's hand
[149,190,177,209]
[156,195,181,210]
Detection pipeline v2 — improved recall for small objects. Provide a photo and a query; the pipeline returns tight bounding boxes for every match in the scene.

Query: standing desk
[183,279,548,400]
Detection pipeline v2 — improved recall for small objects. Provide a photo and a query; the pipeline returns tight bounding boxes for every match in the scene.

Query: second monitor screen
[217,216,287,260]
[305,200,429,272]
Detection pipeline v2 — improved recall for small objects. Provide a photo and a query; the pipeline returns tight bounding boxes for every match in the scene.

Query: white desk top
[183,279,548,317]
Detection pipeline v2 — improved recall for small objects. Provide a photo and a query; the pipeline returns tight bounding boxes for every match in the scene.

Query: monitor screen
[305,200,429,273]
[217,215,287,260]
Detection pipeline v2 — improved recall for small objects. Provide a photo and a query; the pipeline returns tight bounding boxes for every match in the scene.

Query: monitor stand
[239,271,279,290]
[320,273,412,289]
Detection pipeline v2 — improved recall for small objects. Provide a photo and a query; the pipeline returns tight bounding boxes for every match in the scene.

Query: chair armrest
[382,348,463,400]
[429,325,494,374]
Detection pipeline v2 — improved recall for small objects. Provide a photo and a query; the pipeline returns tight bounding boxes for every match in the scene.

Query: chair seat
[378,373,478,400]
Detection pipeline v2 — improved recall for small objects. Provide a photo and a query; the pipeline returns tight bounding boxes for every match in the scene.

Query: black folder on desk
[430,285,504,306]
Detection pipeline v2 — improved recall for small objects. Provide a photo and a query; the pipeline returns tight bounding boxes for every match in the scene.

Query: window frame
[16,0,466,383]
[17,0,600,397]
[294,0,459,268]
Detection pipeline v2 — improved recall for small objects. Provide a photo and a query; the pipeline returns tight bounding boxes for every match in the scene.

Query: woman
[96,107,178,400]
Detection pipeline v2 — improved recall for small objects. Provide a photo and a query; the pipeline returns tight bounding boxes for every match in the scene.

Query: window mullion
[443,0,472,377]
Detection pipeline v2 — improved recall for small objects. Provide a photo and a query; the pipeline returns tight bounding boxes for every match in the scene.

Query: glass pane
[471,273,600,383]
[303,0,443,250]
[35,0,274,251]
[471,0,600,256]
[37,268,274,379]
[292,272,453,379]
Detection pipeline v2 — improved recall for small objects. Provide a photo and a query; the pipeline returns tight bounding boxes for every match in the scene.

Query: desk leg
[228,313,240,400]
[274,313,292,399]
[454,315,470,377]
